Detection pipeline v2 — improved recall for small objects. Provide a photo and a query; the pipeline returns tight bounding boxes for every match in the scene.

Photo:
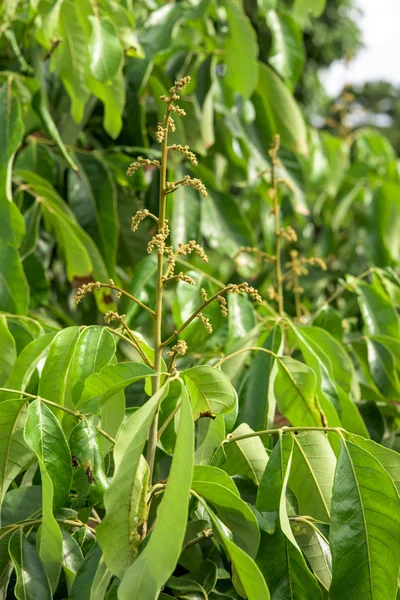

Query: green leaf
[365,337,400,399]
[70,327,116,406]
[79,362,155,414]
[196,495,270,600]
[0,82,29,315]
[88,16,123,82]
[117,383,194,600]
[274,357,322,427]
[350,278,400,339]
[69,153,119,276]
[89,556,113,600]
[140,3,187,56]
[69,419,109,505]
[294,522,332,591]
[293,0,326,20]
[368,182,400,267]
[192,465,260,558]
[2,332,56,397]
[51,1,90,122]
[222,423,268,485]
[256,435,322,599]
[329,439,400,600]
[289,431,336,522]
[32,56,78,171]
[9,530,52,600]
[195,415,226,466]
[70,543,102,600]
[345,433,400,493]
[97,385,167,577]
[266,9,305,89]
[0,317,16,386]
[223,0,259,99]
[86,66,125,139]
[61,530,84,592]
[0,398,31,517]
[1,486,42,526]
[183,366,237,419]
[24,399,72,511]
[238,325,283,441]
[38,326,80,418]
[252,62,308,155]
[24,399,72,589]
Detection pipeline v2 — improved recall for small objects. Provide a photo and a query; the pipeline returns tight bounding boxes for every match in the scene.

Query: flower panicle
[126,157,160,176]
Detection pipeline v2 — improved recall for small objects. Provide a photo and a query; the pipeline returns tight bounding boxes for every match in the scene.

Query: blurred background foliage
[0,0,399,372]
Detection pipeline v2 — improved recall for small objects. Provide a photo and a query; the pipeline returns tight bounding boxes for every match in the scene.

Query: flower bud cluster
[74,281,101,304]
[147,222,170,255]
[170,144,197,167]
[226,283,262,303]
[126,157,160,176]
[198,312,213,333]
[182,175,207,197]
[280,226,298,242]
[131,209,150,232]
[167,339,188,357]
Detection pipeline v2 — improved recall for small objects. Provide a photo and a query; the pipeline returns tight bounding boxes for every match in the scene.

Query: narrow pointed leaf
[0,398,31,517]
[238,325,283,443]
[0,318,16,387]
[89,556,113,600]
[289,431,336,522]
[345,433,400,492]
[256,435,322,599]
[89,16,123,82]
[97,385,167,576]
[38,326,80,417]
[9,530,52,600]
[197,496,270,599]
[192,465,260,557]
[118,383,194,600]
[70,543,102,600]
[294,522,332,591]
[61,530,84,592]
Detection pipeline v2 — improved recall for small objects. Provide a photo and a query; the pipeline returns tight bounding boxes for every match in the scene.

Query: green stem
[161,287,232,348]
[272,164,284,316]
[97,282,156,316]
[213,346,276,368]
[0,388,115,445]
[146,107,171,483]
[224,425,345,444]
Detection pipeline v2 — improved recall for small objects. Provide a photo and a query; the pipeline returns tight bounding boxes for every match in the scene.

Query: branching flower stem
[146,102,172,482]
[270,136,284,316]
[93,282,156,316]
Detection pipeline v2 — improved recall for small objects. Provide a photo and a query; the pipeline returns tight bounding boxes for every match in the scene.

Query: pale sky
[321,0,400,96]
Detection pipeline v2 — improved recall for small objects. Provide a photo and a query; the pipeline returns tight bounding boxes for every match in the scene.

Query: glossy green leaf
[183,365,237,419]
[329,440,400,600]
[365,337,400,399]
[345,433,400,493]
[24,399,72,507]
[196,494,270,600]
[51,1,89,122]
[222,423,268,485]
[24,399,72,589]
[69,419,109,505]
[38,326,80,418]
[70,543,102,600]
[223,0,259,99]
[238,325,283,441]
[9,530,52,600]
[266,10,305,89]
[0,317,16,386]
[2,332,55,397]
[70,327,116,406]
[256,435,322,599]
[89,17,123,82]
[61,530,84,592]
[79,362,155,414]
[252,62,308,155]
[0,398,31,516]
[350,278,400,339]
[69,152,119,275]
[274,357,322,427]
[86,67,125,139]
[289,431,336,522]
[0,82,29,315]
[293,522,332,591]
[1,486,42,526]
[97,385,166,577]
[89,556,113,600]
[117,383,194,600]
[195,415,226,466]
[192,465,260,557]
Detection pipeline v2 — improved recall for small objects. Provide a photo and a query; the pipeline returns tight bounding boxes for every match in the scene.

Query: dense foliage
[0,0,400,599]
